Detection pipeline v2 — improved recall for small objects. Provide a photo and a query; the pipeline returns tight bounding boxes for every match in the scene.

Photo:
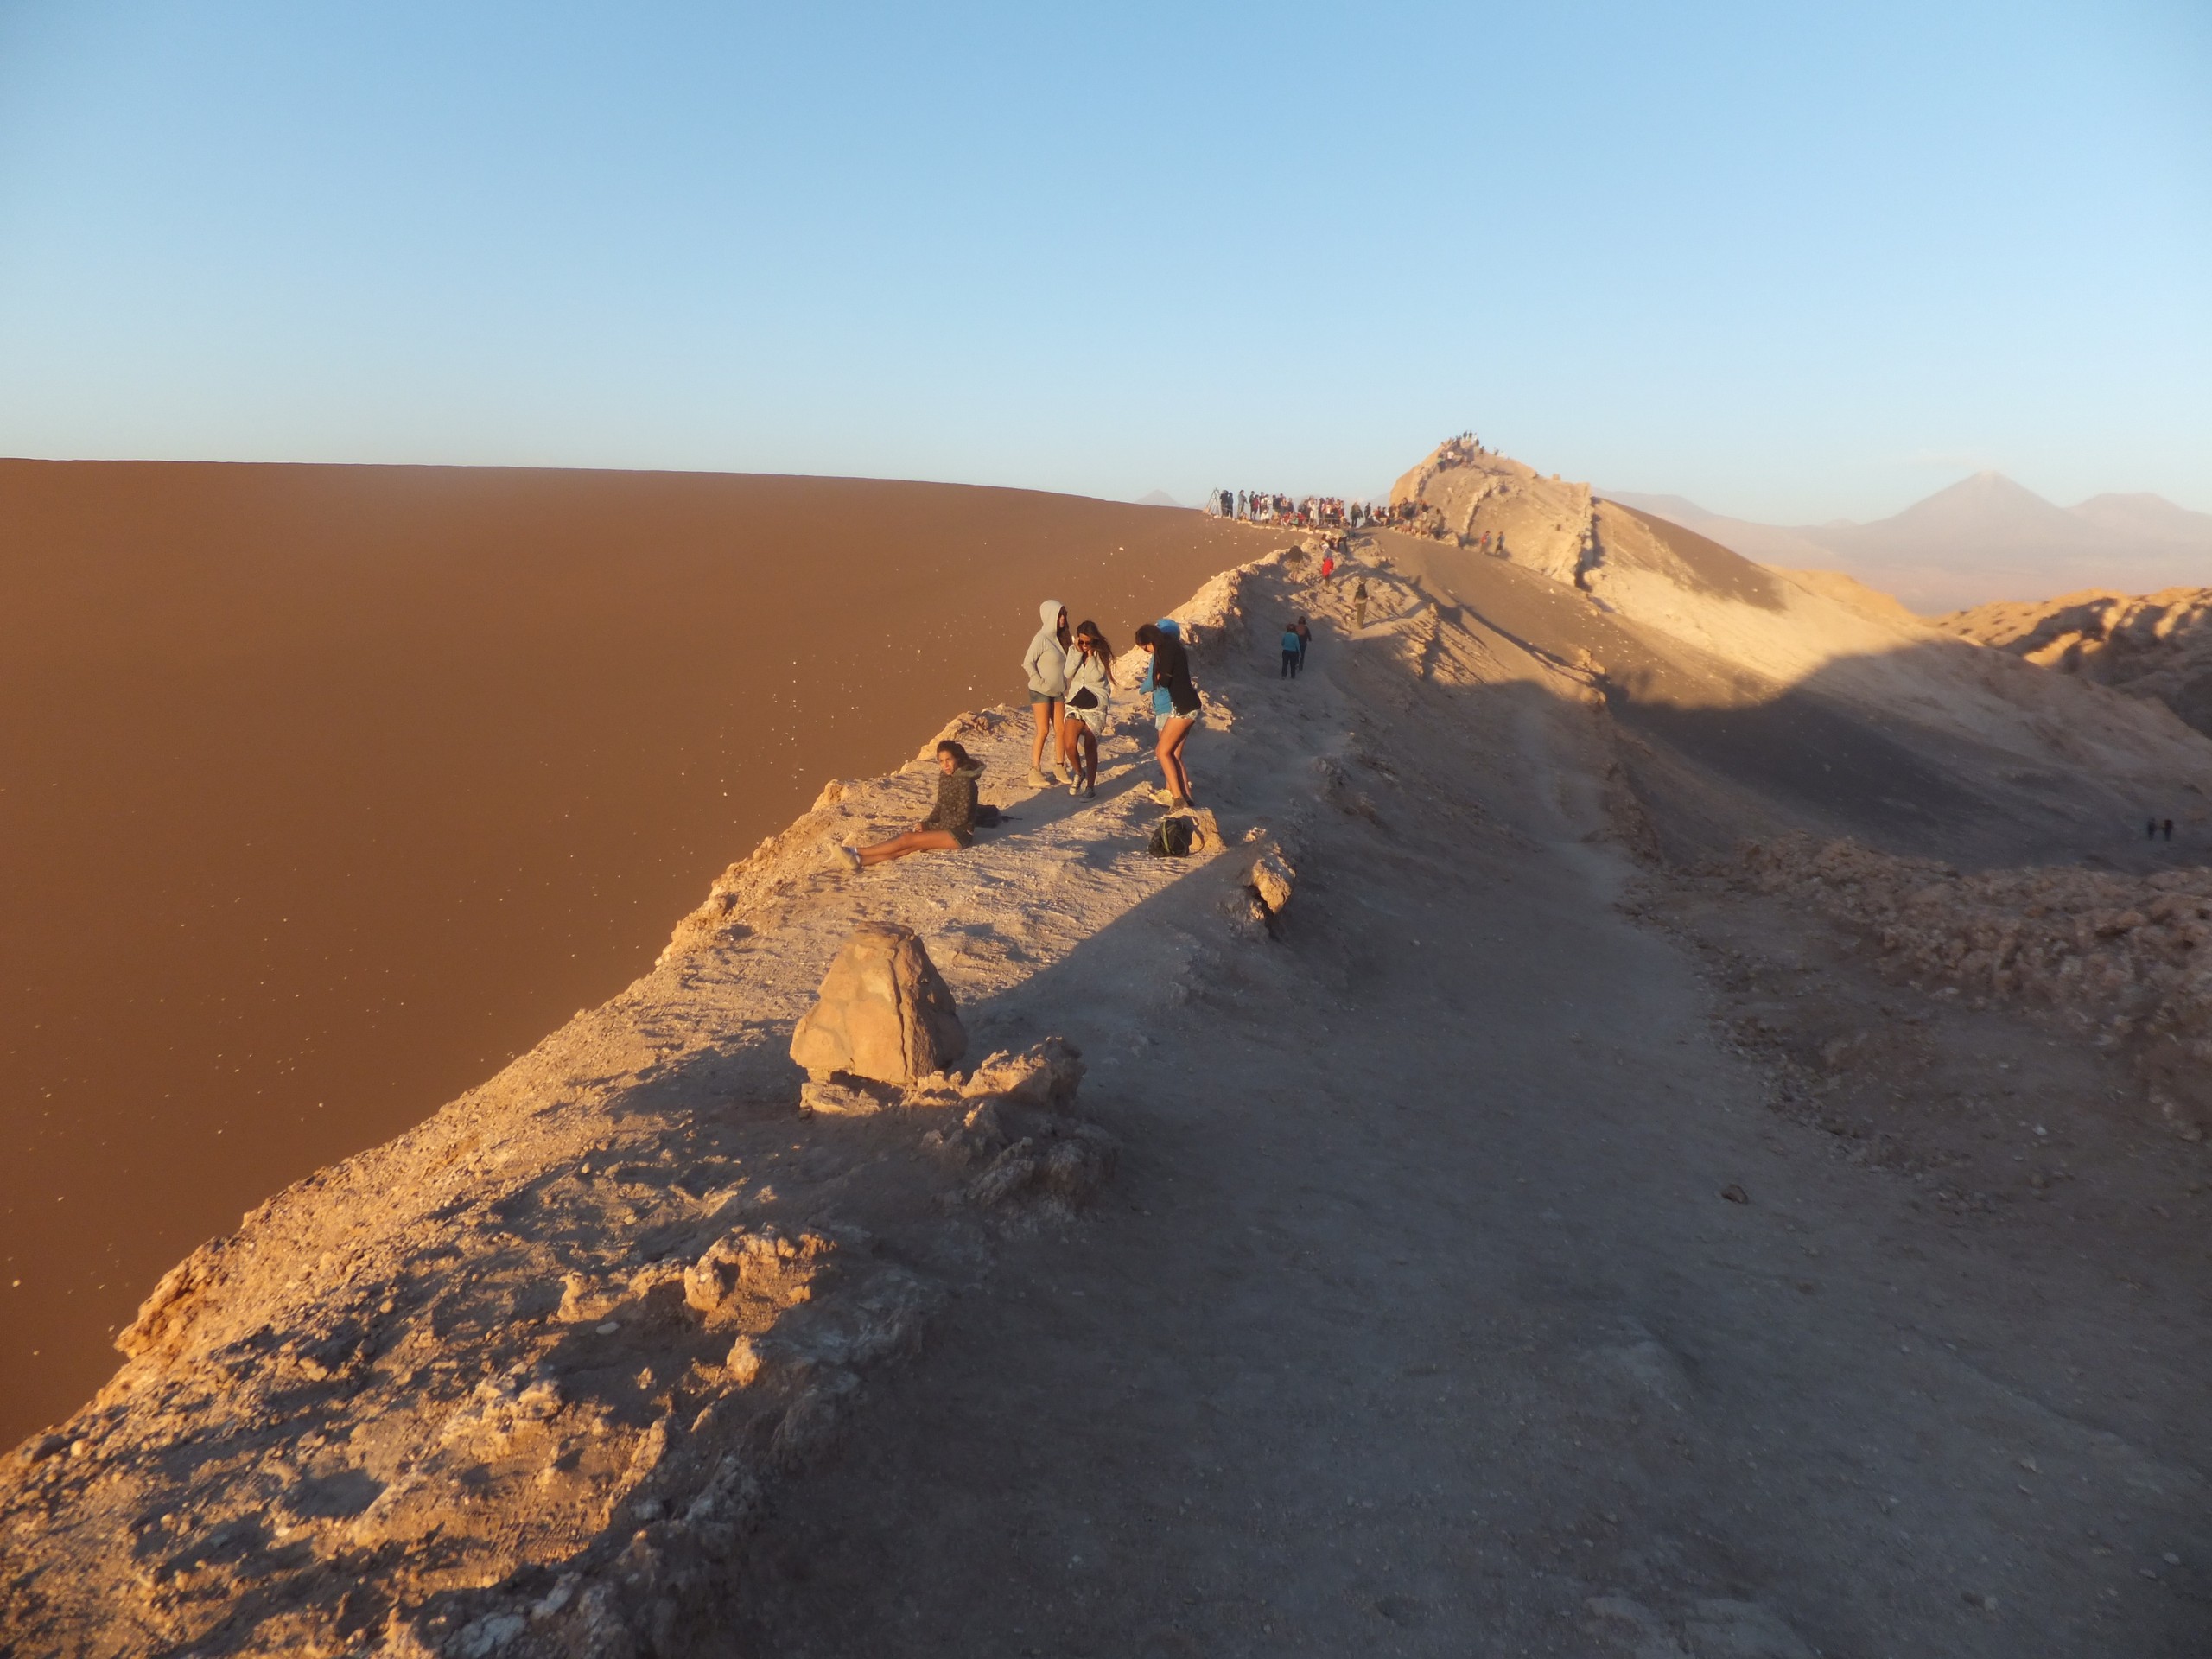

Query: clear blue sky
[1,1,2206,522]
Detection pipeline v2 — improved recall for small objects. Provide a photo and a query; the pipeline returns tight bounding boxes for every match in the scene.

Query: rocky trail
[6,474,2210,1656]
[720,550,2212,1658]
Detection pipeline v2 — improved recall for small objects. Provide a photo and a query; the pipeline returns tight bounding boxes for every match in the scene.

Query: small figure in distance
[1320,548,1335,580]
[2148,817,2159,840]
[1134,620,1203,810]
[2164,818,2176,842]
[836,741,984,870]
[1281,621,1301,678]
[1024,600,1071,788]
[1354,578,1369,629]
[1062,620,1114,798]
[1294,614,1312,670]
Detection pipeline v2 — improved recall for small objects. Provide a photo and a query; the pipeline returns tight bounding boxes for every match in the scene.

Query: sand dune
[0,461,1254,1444]
[8,445,2212,1655]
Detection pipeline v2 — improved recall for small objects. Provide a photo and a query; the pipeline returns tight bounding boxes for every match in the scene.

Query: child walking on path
[1294,615,1312,669]
[836,741,985,869]
[1023,600,1071,787]
[1135,620,1203,810]
[1281,624,1301,678]
[1061,620,1113,798]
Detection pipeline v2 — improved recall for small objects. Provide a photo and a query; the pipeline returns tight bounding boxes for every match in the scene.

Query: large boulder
[790,923,966,1084]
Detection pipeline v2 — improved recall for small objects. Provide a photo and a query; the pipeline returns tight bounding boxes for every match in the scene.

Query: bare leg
[855,827,962,867]
[1074,722,1098,788]
[1030,700,1063,779]
[1156,716,1196,803]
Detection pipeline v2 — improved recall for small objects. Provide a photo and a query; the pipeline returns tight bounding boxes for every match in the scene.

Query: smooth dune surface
[0,460,1250,1442]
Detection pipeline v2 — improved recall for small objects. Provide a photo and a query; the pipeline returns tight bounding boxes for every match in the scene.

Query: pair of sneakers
[1028,763,1072,789]
[1067,777,1095,798]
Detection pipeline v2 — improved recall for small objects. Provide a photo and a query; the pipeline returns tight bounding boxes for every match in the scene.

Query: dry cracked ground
[5,529,2209,1658]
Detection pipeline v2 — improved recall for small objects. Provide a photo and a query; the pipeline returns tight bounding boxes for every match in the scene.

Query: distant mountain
[1135,489,1184,509]
[1599,474,2212,613]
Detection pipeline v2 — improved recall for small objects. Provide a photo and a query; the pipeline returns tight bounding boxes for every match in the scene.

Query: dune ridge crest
[10,449,2212,1655]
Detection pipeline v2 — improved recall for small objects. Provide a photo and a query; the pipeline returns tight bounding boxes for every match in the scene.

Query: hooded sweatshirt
[918,760,987,848]
[1062,637,1112,717]
[1023,600,1069,700]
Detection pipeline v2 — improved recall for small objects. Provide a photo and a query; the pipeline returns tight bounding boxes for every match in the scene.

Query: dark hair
[1056,607,1071,647]
[936,739,976,767]
[1135,622,1160,648]
[1073,619,1114,660]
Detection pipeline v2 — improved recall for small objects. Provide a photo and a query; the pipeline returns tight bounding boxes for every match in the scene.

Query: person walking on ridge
[1281,622,1301,678]
[836,741,985,869]
[1024,600,1071,787]
[1294,614,1312,669]
[1061,620,1113,798]
[1135,620,1203,810]
[1354,579,1369,629]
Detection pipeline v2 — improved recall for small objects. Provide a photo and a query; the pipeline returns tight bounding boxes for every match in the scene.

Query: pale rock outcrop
[1936,587,2212,737]
[789,923,967,1084]
[1249,844,1295,917]
[958,1037,1084,1109]
[683,1227,833,1323]
[1735,833,2212,1128]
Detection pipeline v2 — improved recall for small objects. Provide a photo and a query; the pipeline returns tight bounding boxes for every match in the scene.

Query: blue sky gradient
[1,0,2205,520]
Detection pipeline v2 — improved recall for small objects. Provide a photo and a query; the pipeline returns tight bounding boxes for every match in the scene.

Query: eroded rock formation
[1936,587,2212,736]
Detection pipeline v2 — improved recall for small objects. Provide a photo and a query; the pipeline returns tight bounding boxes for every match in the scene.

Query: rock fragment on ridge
[790,922,967,1084]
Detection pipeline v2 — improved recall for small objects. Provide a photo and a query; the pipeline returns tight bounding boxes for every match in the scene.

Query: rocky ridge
[9,448,2212,1656]
[1936,587,2212,738]
[0,556,1300,1658]
[1731,834,2212,1133]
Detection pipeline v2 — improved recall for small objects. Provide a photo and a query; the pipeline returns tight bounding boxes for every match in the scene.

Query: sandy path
[716,580,2207,1655]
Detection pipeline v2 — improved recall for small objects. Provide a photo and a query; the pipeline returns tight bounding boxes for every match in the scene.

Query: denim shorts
[1154,706,1202,731]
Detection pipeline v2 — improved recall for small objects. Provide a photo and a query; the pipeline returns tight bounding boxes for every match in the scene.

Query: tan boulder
[790,923,967,1084]
[1249,845,1295,916]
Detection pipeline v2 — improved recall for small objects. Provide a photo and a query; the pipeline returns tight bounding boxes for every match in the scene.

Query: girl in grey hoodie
[1058,620,1114,798]
[1023,599,1071,787]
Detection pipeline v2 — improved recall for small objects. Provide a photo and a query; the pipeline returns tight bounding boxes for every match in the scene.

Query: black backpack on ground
[1147,815,1196,858]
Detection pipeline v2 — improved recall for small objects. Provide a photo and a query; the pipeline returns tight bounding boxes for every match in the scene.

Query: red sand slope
[0,460,1251,1442]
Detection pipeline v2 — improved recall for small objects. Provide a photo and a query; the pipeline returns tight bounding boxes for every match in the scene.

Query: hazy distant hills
[1601,473,2212,613]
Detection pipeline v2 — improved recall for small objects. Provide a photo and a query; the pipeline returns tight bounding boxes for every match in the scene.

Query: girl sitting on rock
[836,741,985,869]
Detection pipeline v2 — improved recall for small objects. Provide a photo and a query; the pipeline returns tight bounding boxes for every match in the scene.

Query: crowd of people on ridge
[1203,435,1492,536]
[1204,490,1402,531]
[1433,430,1490,467]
